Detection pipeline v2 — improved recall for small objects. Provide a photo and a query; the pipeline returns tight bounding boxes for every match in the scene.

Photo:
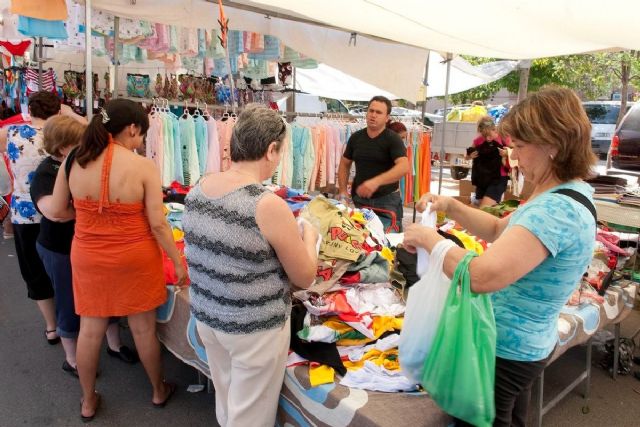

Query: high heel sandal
[45,329,60,345]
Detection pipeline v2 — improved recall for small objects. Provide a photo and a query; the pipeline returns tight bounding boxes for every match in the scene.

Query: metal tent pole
[84,0,93,119]
[112,17,120,99]
[37,37,43,91]
[413,50,431,223]
[437,53,453,195]
[420,50,430,123]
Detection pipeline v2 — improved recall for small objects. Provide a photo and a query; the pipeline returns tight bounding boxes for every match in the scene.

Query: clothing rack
[121,96,239,113]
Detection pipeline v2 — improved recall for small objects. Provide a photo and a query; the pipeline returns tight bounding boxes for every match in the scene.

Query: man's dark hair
[28,91,61,119]
[368,96,392,115]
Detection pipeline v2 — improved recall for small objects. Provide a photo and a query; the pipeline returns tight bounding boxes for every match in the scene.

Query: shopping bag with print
[421,251,496,427]
[398,238,457,384]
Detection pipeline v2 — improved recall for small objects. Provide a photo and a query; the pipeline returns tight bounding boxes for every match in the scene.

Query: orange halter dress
[71,142,166,317]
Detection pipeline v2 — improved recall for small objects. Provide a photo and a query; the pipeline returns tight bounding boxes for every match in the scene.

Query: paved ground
[0,236,216,426]
[1,170,639,426]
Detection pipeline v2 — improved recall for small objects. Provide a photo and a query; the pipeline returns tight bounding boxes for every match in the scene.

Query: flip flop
[80,391,101,423]
[152,381,176,408]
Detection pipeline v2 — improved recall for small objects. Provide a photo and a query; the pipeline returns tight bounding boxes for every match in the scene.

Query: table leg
[613,322,620,380]
[585,339,592,398]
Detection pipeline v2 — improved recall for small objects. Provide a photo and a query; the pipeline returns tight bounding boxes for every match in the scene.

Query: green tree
[447,53,640,113]
[448,57,565,105]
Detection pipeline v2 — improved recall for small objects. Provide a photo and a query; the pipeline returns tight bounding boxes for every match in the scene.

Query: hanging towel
[18,16,67,39]
[11,0,68,21]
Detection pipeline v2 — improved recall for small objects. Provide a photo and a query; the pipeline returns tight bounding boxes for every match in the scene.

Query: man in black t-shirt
[338,96,409,232]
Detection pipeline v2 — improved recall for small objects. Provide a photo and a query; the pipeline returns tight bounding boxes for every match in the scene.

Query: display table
[156,281,637,427]
[594,199,640,229]
[156,289,453,426]
[532,281,638,427]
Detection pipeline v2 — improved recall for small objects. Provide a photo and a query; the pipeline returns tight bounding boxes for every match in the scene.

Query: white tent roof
[87,0,640,58]
[296,56,517,101]
[82,0,524,101]
[234,0,640,59]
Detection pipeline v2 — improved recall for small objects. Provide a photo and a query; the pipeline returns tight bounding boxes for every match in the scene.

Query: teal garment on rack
[248,35,280,60]
[179,116,200,186]
[18,16,68,39]
[197,29,206,59]
[194,115,209,175]
[162,114,175,187]
[172,116,184,185]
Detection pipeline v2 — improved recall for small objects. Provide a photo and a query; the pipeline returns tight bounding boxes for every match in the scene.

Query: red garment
[162,240,191,286]
[168,181,191,194]
[339,271,361,284]
[0,40,32,57]
[0,113,29,128]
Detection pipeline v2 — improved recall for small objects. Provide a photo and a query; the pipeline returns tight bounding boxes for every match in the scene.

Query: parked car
[583,101,633,157]
[609,103,640,172]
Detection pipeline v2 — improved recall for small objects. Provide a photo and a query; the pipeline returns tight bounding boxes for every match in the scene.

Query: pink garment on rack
[308,127,321,192]
[217,118,236,172]
[315,126,327,189]
[205,118,221,173]
[147,51,182,69]
[250,33,264,53]
[334,127,345,182]
[280,126,292,187]
[180,28,198,57]
[326,126,339,185]
[243,31,251,52]
[146,112,164,177]
[138,24,166,52]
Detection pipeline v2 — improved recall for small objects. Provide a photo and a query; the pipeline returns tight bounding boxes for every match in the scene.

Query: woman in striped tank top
[183,104,319,427]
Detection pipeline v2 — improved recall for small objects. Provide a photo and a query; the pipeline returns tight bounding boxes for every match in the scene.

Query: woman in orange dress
[51,99,187,421]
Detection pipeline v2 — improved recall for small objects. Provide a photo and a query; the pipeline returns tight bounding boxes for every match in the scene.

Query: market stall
[4,3,640,427]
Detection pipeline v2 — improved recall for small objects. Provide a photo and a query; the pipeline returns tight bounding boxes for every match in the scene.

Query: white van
[583,101,634,157]
[277,93,349,114]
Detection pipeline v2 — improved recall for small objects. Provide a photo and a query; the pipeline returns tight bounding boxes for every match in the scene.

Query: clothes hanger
[181,99,190,119]
[193,100,201,117]
[202,102,211,120]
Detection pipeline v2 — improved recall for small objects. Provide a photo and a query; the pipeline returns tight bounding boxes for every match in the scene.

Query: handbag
[0,196,9,224]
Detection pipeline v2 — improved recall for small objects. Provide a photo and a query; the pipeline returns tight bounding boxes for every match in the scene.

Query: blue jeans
[352,190,403,232]
[36,242,79,338]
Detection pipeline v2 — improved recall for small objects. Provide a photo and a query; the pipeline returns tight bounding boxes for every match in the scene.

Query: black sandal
[152,382,176,408]
[80,391,101,423]
[45,329,60,345]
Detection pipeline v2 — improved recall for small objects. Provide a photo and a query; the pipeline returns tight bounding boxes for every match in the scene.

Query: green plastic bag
[421,252,496,427]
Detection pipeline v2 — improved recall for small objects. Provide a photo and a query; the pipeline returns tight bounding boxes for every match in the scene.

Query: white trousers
[196,318,290,427]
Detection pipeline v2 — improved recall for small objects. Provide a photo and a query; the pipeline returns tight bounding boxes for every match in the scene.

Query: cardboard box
[459,179,475,197]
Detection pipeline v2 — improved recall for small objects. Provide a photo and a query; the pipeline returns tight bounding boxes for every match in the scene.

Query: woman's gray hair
[230,103,286,162]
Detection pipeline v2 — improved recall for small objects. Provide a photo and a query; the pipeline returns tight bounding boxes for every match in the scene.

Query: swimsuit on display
[0,40,32,57]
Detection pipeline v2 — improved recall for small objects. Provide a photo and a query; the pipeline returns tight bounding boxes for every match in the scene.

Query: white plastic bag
[416,204,437,277]
[399,238,456,384]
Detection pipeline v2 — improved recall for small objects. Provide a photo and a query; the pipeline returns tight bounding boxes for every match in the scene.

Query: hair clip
[100,109,110,124]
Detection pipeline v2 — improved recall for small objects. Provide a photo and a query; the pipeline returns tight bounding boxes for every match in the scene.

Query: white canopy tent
[229,0,640,58]
[80,0,522,102]
[294,57,517,101]
[22,0,635,191]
